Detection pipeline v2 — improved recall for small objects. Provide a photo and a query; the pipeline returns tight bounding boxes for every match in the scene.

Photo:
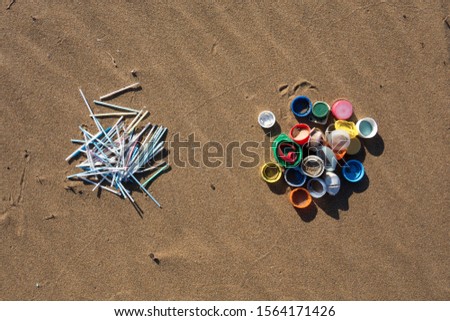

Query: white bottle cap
[327,129,351,152]
[309,128,326,147]
[324,172,341,196]
[258,111,276,129]
[301,155,325,178]
[356,117,378,138]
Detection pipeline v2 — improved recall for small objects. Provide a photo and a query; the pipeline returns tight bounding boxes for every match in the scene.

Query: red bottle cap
[289,123,311,145]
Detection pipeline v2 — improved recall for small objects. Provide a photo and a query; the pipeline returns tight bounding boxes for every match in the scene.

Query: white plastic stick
[126,109,143,132]
[99,82,141,101]
[65,129,107,161]
[92,112,137,117]
[127,111,149,133]
[80,178,121,196]
[93,100,140,113]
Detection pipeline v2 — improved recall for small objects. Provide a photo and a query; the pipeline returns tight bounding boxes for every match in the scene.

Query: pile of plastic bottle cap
[258,96,378,209]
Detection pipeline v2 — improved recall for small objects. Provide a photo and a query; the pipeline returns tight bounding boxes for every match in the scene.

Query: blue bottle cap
[290,96,312,117]
[342,159,365,183]
[284,167,307,187]
[307,178,327,198]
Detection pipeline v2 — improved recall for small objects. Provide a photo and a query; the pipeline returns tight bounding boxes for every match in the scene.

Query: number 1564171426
[256,306,335,317]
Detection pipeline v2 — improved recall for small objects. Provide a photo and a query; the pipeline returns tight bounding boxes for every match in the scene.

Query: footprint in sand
[289,80,318,97]
[277,84,289,96]
[278,81,318,98]
[211,42,218,55]
[0,213,11,229]
[1,150,32,236]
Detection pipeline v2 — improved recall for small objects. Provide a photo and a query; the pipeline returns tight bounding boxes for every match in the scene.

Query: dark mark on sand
[149,253,160,265]
[64,186,77,194]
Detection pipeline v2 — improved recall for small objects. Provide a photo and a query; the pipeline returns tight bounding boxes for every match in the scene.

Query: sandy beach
[1,1,449,300]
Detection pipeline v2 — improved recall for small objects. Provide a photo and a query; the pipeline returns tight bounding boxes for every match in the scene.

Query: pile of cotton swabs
[66,86,169,208]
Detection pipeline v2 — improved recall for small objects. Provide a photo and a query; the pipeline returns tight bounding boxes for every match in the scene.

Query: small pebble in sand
[43,214,56,221]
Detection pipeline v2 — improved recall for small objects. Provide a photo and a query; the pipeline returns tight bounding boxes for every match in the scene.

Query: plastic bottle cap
[277,143,299,163]
[325,123,336,136]
[289,187,312,209]
[301,155,325,178]
[307,178,327,198]
[290,96,312,117]
[316,146,337,172]
[327,130,351,152]
[324,172,341,196]
[284,167,307,187]
[312,101,330,118]
[258,111,276,128]
[356,117,378,138]
[331,99,353,120]
[334,149,347,160]
[289,123,311,145]
[335,120,358,139]
[342,159,365,183]
[309,128,326,147]
[273,134,303,168]
[346,138,362,155]
[260,162,283,183]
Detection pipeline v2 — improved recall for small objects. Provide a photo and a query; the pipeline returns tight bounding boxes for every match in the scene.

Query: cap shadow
[262,121,281,137]
[343,143,366,163]
[294,201,318,222]
[362,134,384,156]
[267,178,288,195]
[313,173,370,220]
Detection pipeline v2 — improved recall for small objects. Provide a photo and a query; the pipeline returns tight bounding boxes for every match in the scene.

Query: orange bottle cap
[289,188,312,209]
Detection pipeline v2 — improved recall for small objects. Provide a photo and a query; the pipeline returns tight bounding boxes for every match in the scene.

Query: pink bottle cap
[331,100,353,120]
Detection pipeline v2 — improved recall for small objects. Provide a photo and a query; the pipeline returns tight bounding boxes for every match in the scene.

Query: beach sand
[1,1,449,300]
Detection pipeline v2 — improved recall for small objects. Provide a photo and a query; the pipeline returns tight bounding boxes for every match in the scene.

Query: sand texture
[1,1,449,300]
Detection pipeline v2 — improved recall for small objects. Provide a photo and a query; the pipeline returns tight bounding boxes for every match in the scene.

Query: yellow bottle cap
[260,162,283,183]
[335,120,358,139]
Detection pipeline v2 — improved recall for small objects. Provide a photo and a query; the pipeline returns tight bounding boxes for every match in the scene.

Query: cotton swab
[92,112,137,118]
[65,127,111,161]
[67,88,168,209]
[142,163,170,187]
[127,111,149,133]
[79,178,122,196]
[79,89,115,148]
[93,100,140,113]
[99,82,141,101]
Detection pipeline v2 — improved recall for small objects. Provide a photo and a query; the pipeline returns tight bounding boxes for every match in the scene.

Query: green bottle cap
[312,101,330,119]
[272,133,303,168]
